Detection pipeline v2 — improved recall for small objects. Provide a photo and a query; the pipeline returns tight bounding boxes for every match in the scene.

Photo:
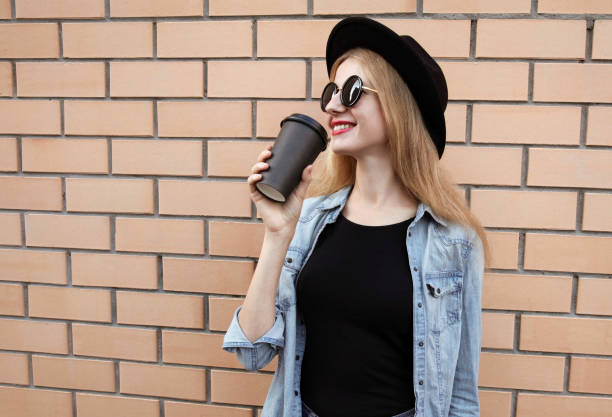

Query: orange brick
[569,357,612,395]
[28,286,111,322]
[63,22,153,58]
[483,273,572,312]
[209,297,244,331]
[482,312,514,349]
[472,104,581,145]
[22,138,108,173]
[115,217,204,255]
[257,19,337,58]
[0,386,72,416]
[0,283,24,316]
[520,315,612,355]
[159,180,250,217]
[0,138,17,171]
[211,369,273,406]
[311,59,327,98]
[0,248,66,284]
[0,317,68,353]
[25,213,110,250]
[0,213,22,245]
[0,100,61,135]
[110,0,202,17]
[209,221,264,257]
[583,192,612,232]
[65,100,153,136]
[528,148,612,189]
[71,252,157,289]
[73,323,157,361]
[165,401,252,417]
[0,0,11,18]
[208,140,273,177]
[471,189,577,229]
[157,21,251,58]
[66,178,154,214]
[485,231,519,270]
[77,393,159,417]
[441,146,523,185]
[0,23,58,58]
[534,63,612,103]
[593,20,612,59]
[517,392,612,417]
[587,106,612,146]
[577,277,612,315]
[424,0,531,13]
[110,61,203,97]
[163,330,242,368]
[163,257,253,295]
[0,352,29,385]
[524,233,612,274]
[16,0,104,18]
[256,101,327,138]
[120,362,206,401]
[116,291,204,328]
[112,139,202,176]
[476,19,585,59]
[480,390,512,417]
[314,0,415,13]
[17,62,105,97]
[208,61,306,98]
[157,101,251,138]
[209,0,306,15]
[539,0,612,14]
[0,61,12,96]
[0,177,62,210]
[479,352,565,391]
[33,355,115,392]
[446,104,467,142]
[440,62,529,101]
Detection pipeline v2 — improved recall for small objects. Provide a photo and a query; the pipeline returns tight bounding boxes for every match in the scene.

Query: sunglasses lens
[321,82,337,111]
[342,75,362,107]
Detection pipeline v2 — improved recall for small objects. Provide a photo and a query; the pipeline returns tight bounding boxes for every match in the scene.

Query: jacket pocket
[424,270,463,332]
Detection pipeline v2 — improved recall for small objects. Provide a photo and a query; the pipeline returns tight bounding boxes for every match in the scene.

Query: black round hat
[326,17,448,159]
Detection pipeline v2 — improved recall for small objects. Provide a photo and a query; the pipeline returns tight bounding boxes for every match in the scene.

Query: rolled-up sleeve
[448,233,484,417]
[222,304,285,371]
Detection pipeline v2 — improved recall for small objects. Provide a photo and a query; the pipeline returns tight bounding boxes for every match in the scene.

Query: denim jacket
[223,183,485,417]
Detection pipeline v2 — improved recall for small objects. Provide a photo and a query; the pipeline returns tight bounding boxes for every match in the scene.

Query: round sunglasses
[320,75,379,112]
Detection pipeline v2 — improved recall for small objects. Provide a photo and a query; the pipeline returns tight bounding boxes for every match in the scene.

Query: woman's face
[324,57,388,158]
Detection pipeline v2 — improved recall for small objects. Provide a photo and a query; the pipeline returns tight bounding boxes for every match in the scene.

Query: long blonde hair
[306,48,491,268]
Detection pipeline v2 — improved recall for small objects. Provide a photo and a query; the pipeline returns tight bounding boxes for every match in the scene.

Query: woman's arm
[448,233,485,417]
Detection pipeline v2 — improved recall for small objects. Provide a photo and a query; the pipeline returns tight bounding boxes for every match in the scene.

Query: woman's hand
[247,144,314,238]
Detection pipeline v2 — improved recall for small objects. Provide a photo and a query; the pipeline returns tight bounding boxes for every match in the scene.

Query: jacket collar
[317,183,448,228]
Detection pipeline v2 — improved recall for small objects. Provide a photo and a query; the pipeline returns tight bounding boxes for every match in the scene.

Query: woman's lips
[332,126,354,136]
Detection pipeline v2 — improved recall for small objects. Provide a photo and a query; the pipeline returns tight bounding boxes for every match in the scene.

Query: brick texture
[0,6,610,417]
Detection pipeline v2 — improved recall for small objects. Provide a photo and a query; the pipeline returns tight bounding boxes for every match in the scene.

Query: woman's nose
[325,88,346,114]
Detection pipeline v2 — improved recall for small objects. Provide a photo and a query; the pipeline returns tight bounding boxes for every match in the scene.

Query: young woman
[224,17,490,417]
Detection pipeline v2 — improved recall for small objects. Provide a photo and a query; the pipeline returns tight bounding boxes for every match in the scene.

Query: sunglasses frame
[320,75,379,112]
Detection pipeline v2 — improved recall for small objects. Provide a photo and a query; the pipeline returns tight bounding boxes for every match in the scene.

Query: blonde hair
[306,48,491,268]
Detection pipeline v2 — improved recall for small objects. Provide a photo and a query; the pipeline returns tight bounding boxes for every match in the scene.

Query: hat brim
[325,17,446,158]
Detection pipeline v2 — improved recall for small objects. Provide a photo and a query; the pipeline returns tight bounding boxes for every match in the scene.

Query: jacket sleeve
[448,233,484,417]
[221,290,286,371]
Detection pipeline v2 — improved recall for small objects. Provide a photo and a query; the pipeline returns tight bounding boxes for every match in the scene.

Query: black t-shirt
[297,211,416,417]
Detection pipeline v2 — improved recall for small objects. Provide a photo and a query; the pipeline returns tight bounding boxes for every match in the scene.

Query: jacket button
[294,390,298,396]
[417,302,422,308]
[287,258,292,263]
[296,355,300,360]
[413,267,418,272]
[408,232,411,237]
[418,341,423,347]
[436,288,440,294]
[419,380,423,385]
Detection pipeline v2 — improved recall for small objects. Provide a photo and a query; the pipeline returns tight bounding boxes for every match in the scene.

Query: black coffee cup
[255,113,328,203]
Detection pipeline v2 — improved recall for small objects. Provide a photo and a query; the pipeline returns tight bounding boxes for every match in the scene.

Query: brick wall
[0,1,611,416]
